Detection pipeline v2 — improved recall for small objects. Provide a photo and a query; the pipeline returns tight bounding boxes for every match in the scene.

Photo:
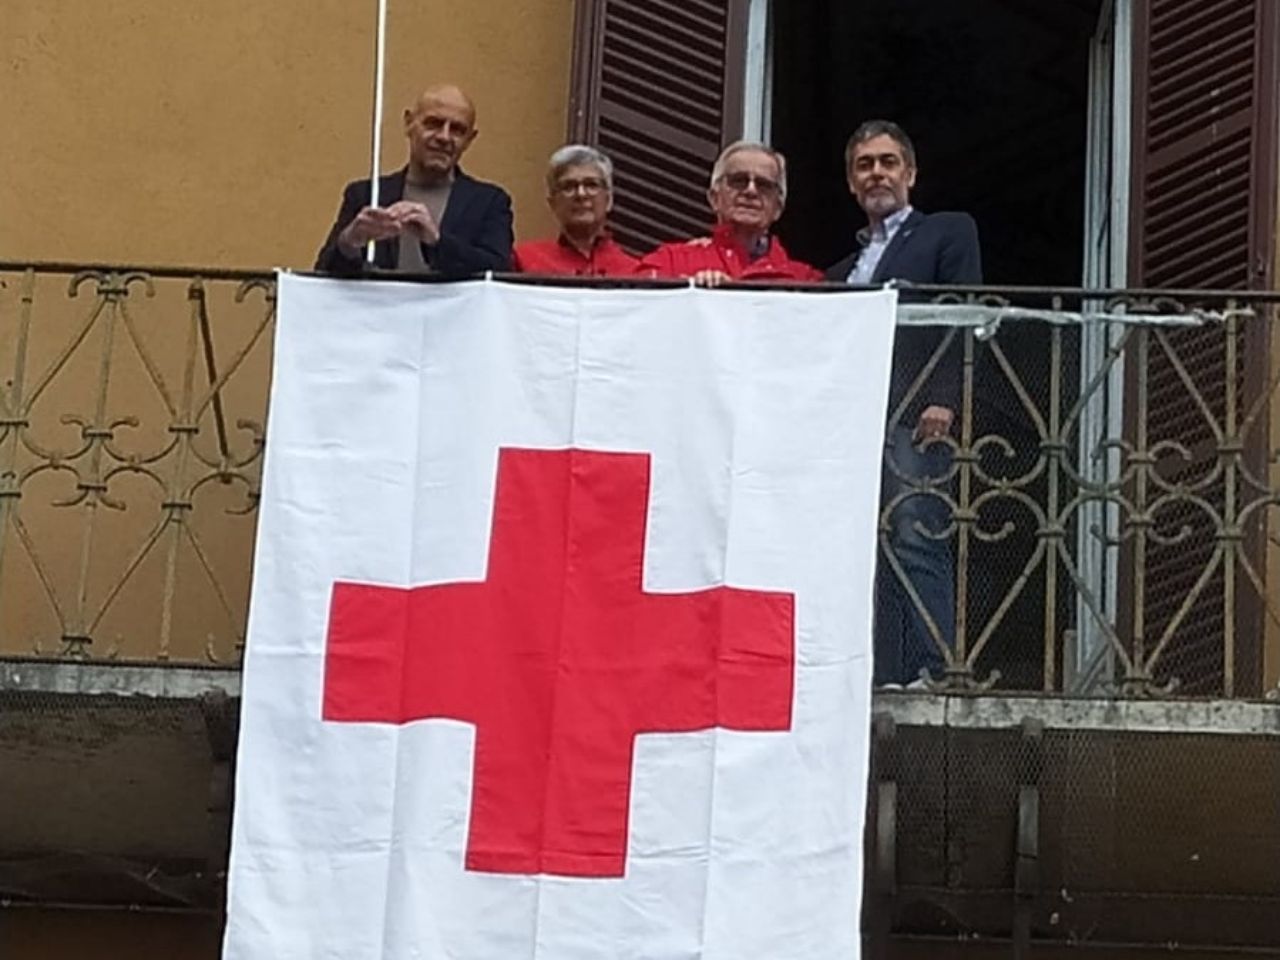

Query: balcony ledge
[4,657,1278,737]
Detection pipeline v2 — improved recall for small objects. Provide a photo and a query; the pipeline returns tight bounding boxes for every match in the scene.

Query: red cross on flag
[224,274,897,960]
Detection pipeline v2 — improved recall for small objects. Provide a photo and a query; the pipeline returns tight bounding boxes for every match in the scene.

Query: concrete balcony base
[3,659,1278,954]
[1,660,238,911]
[867,693,1280,956]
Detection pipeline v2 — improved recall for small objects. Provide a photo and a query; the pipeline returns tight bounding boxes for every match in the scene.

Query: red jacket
[512,234,639,277]
[637,224,822,282]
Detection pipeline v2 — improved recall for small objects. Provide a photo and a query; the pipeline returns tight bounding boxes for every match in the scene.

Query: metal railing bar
[8,262,1280,304]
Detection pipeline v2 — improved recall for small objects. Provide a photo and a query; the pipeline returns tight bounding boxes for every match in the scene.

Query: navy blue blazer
[314,167,514,276]
[826,209,982,416]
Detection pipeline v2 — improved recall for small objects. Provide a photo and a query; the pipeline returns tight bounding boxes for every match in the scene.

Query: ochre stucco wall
[0,2,574,947]
[0,0,575,662]
[0,0,574,269]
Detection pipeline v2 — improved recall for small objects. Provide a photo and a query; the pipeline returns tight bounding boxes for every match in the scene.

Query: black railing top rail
[0,261,275,283]
[5,260,1280,307]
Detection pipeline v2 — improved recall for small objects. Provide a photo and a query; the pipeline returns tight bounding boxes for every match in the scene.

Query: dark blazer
[314,167,514,276]
[826,209,981,416]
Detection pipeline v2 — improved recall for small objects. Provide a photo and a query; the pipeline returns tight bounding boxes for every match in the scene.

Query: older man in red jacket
[638,141,820,284]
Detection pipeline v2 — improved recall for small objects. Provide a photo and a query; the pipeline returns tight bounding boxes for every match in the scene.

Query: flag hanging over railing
[223,274,896,959]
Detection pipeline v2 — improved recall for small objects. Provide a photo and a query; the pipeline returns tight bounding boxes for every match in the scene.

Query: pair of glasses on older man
[719,171,782,197]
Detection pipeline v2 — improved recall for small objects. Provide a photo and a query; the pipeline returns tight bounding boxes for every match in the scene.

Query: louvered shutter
[1128,0,1277,694]
[569,0,749,253]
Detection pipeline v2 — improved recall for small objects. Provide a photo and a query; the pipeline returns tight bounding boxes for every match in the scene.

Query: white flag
[224,274,897,960]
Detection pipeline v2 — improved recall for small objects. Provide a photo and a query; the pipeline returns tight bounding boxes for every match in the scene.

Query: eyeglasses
[719,172,782,197]
[555,178,607,197]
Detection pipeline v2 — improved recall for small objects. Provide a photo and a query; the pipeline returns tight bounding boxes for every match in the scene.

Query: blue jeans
[876,425,955,685]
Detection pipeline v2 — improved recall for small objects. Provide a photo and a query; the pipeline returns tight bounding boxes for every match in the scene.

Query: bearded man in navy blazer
[315,83,513,276]
[826,120,982,689]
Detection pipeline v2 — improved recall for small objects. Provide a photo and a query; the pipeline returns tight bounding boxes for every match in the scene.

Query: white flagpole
[365,0,389,264]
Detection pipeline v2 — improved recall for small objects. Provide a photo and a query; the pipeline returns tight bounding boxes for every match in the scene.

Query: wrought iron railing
[0,264,273,664]
[0,264,1275,697]
[888,286,1280,699]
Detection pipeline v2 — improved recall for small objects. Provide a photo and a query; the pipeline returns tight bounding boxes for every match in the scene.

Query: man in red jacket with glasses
[638,141,821,285]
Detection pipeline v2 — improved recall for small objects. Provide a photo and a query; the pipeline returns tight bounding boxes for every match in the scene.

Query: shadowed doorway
[769,0,1106,688]
[770,0,1103,285]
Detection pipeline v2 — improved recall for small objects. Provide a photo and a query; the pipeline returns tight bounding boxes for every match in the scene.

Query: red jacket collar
[557,230,615,254]
[711,223,773,261]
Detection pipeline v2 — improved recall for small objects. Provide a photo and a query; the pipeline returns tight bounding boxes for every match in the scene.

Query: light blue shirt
[846,205,914,285]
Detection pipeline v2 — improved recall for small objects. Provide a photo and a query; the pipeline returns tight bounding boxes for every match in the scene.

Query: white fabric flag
[224,274,897,960]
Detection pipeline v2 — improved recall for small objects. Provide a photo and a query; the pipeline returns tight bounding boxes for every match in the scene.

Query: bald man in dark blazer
[315,83,512,276]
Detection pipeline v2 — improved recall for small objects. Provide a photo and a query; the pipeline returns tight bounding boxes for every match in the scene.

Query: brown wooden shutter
[1128,0,1278,694]
[568,0,750,253]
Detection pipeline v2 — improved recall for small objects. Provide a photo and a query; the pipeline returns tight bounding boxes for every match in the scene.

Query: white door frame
[1072,0,1132,693]
[742,0,772,142]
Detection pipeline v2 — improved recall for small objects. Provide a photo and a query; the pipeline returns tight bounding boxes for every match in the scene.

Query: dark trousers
[875,425,955,686]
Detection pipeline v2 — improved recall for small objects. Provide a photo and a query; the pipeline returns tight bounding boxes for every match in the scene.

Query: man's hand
[337,206,404,254]
[386,200,440,246]
[914,405,954,444]
[692,269,732,287]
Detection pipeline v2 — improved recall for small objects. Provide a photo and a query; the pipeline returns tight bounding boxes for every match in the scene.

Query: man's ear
[402,107,414,133]
[906,165,918,190]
